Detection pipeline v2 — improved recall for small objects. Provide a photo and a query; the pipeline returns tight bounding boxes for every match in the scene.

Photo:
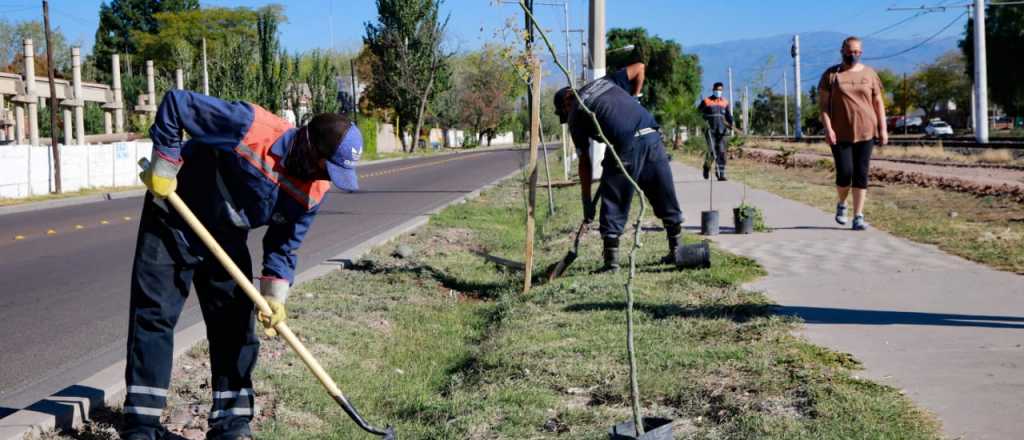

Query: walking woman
[818,36,888,230]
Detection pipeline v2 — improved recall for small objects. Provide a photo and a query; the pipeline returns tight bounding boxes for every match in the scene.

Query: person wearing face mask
[697,82,737,180]
[818,36,888,231]
[123,90,362,440]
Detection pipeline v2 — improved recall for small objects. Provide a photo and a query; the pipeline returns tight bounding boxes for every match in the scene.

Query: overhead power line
[864,10,967,60]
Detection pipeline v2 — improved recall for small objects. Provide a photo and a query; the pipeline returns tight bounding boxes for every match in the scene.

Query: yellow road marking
[123,216,132,221]
[46,229,57,235]
[100,220,109,225]
[75,225,84,229]
[14,235,25,240]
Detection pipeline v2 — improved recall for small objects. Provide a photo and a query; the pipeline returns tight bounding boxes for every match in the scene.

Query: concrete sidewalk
[671,161,1024,440]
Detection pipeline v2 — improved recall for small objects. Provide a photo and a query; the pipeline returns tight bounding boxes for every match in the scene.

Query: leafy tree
[455,45,521,146]
[751,87,788,135]
[876,68,900,109]
[962,5,1024,115]
[364,0,451,152]
[92,0,198,78]
[606,27,702,146]
[913,51,970,120]
[0,18,70,75]
[305,49,339,116]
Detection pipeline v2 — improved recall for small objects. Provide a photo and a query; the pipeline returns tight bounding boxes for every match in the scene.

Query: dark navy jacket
[568,68,659,158]
[698,96,733,135]
[150,90,330,285]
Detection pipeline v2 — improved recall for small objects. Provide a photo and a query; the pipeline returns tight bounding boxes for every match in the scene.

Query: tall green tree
[961,5,1024,115]
[913,51,970,120]
[364,0,451,152]
[455,45,521,146]
[606,28,702,146]
[92,0,198,78]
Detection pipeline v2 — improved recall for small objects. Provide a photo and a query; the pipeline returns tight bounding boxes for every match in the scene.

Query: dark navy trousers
[598,134,684,239]
[123,192,258,439]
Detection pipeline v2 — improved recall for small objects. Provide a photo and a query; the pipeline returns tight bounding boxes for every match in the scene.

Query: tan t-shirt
[818,65,883,143]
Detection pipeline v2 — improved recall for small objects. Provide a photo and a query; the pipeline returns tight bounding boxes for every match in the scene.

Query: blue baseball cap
[326,124,363,192]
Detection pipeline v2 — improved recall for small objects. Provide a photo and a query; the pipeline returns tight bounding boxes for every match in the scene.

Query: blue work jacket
[150,90,330,284]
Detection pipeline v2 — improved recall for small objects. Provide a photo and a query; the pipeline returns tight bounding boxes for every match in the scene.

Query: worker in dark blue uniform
[697,82,736,181]
[554,63,684,271]
[123,90,362,440]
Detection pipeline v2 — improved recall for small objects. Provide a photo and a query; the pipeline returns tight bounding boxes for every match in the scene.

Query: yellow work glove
[257,277,289,337]
[140,153,180,198]
[257,299,287,337]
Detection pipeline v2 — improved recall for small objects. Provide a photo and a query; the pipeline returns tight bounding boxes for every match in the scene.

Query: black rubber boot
[702,163,710,180]
[660,222,682,264]
[601,236,621,272]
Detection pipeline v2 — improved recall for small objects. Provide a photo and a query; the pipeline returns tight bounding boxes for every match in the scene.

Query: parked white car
[925,120,954,137]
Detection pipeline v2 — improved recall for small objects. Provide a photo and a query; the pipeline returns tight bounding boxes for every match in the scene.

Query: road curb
[0,189,147,217]
[0,162,524,440]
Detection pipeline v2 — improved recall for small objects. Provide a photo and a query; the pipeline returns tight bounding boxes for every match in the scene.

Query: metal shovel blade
[545,249,577,281]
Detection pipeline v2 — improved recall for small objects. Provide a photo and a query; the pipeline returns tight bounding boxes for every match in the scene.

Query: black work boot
[660,223,682,265]
[702,163,710,180]
[601,236,621,272]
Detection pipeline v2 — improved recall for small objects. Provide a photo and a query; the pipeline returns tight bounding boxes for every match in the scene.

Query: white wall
[0,141,152,199]
[491,131,514,145]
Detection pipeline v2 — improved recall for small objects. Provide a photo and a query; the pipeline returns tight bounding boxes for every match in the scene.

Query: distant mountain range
[689,31,962,96]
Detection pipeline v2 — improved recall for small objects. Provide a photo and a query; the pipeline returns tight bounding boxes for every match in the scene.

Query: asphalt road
[0,147,534,413]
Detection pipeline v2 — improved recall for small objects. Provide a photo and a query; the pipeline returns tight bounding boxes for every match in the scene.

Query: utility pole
[42,1,61,193]
[350,58,358,124]
[727,67,734,118]
[562,1,572,180]
[972,0,989,143]
[202,37,210,95]
[905,73,910,135]
[743,85,750,133]
[783,70,789,137]
[791,35,803,140]
[588,0,606,180]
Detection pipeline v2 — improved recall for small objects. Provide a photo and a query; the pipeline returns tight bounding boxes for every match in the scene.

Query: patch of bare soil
[742,148,1024,203]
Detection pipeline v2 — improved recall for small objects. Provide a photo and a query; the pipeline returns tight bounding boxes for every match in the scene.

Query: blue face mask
[713,90,723,98]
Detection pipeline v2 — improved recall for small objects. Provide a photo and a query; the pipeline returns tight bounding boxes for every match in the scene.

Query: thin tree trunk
[412,65,437,154]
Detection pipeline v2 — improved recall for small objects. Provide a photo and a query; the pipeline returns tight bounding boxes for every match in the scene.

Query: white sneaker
[835,203,849,225]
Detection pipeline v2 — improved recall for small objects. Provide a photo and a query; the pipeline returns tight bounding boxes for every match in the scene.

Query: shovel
[139,159,395,440]
[544,220,588,281]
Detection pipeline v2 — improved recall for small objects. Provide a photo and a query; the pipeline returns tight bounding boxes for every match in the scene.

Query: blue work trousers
[122,192,258,440]
[598,134,684,239]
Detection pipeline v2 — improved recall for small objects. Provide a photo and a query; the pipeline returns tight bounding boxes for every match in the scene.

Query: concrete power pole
[783,70,789,137]
[588,0,606,180]
[792,35,803,140]
[742,86,750,133]
[562,0,572,180]
[972,0,989,143]
[727,67,734,118]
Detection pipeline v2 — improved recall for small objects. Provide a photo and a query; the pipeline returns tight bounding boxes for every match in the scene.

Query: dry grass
[745,139,1020,166]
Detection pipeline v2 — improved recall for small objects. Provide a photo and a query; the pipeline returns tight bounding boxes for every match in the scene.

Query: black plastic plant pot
[733,208,754,234]
[608,417,674,440]
[701,210,719,236]
[674,240,711,270]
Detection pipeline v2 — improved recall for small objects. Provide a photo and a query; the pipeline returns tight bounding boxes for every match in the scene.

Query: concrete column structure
[112,54,124,133]
[104,112,112,134]
[146,60,156,113]
[14,105,25,143]
[175,68,184,90]
[63,108,72,145]
[72,47,85,145]
[24,39,39,146]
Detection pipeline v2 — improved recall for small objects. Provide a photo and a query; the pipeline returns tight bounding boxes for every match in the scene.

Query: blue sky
[1,0,971,56]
